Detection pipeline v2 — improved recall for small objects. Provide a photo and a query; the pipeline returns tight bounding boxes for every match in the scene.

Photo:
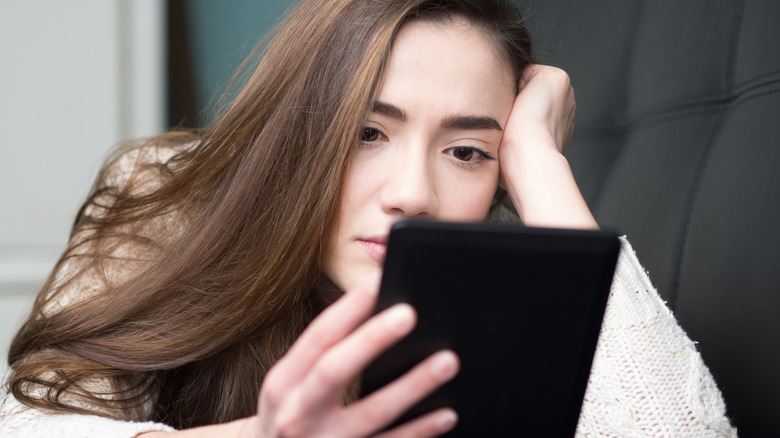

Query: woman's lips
[358,237,387,262]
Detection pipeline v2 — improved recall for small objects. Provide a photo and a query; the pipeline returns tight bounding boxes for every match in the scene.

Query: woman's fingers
[517,62,540,91]
[507,64,575,153]
[345,350,460,436]
[263,282,378,403]
[256,284,459,437]
[297,303,418,406]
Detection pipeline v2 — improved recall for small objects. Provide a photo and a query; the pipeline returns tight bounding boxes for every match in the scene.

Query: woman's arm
[500,64,736,436]
[576,238,736,436]
[136,420,245,438]
[499,65,598,230]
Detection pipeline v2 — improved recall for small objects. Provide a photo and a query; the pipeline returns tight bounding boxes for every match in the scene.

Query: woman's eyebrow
[372,101,407,121]
[441,115,502,131]
[371,101,502,131]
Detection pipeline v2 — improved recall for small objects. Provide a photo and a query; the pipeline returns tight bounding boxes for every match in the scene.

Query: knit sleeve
[0,389,175,437]
[575,237,737,437]
[43,142,189,315]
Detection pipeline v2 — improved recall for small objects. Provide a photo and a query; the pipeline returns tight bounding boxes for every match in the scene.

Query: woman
[2,0,736,436]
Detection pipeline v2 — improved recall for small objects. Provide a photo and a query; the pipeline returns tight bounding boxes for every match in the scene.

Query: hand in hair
[498,64,599,230]
[240,281,459,438]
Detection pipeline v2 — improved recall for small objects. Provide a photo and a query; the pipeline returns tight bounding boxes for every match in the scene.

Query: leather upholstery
[525,1,780,434]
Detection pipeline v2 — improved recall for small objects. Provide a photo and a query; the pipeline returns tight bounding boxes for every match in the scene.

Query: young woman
[2,0,736,436]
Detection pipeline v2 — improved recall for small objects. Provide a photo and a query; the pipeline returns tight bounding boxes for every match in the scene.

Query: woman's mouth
[358,237,388,262]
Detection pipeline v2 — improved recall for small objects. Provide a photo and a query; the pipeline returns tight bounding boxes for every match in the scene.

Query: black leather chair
[523,1,780,435]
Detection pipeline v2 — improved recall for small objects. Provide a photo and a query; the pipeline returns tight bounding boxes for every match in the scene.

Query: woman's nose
[379,153,438,218]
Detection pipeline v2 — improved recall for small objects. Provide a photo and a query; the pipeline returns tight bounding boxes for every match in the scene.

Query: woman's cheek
[439,171,498,221]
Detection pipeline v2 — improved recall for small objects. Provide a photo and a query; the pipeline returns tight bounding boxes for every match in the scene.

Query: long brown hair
[7,0,533,429]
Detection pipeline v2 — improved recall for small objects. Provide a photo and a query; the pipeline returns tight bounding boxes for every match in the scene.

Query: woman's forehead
[376,19,515,120]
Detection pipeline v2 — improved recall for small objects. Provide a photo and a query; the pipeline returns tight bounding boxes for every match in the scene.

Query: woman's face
[324,19,516,292]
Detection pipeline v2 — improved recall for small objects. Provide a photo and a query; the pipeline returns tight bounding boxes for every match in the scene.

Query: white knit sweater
[0,147,738,437]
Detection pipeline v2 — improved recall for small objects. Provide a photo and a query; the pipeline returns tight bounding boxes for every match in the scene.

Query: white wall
[0,0,165,377]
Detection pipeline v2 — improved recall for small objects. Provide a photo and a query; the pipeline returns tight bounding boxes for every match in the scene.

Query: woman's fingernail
[437,410,458,432]
[430,351,459,381]
[384,304,414,333]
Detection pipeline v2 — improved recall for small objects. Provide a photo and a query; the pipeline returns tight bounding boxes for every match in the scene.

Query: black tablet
[360,221,620,437]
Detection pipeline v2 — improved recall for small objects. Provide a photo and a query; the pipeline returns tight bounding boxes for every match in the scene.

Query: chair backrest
[525,0,780,435]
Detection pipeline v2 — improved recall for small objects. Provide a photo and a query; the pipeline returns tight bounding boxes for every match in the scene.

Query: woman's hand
[502,64,576,155]
[499,64,598,230]
[240,281,459,438]
[137,285,458,438]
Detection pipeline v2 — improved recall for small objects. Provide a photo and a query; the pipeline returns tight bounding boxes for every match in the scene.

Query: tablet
[360,221,620,437]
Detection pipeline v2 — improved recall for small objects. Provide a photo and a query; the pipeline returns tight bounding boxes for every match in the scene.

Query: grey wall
[0,0,165,376]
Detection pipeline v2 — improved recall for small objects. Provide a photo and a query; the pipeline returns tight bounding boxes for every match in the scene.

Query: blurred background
[0,0,297,376]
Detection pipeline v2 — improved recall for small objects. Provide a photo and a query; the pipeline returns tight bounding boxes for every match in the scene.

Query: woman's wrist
[136,418,251,438]
[237,415,259,438]
[500,136,598,230]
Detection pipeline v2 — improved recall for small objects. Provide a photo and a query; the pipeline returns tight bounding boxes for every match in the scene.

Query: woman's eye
[360,127,381,142]
[448,146,495,164]
[453,147,475,161]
